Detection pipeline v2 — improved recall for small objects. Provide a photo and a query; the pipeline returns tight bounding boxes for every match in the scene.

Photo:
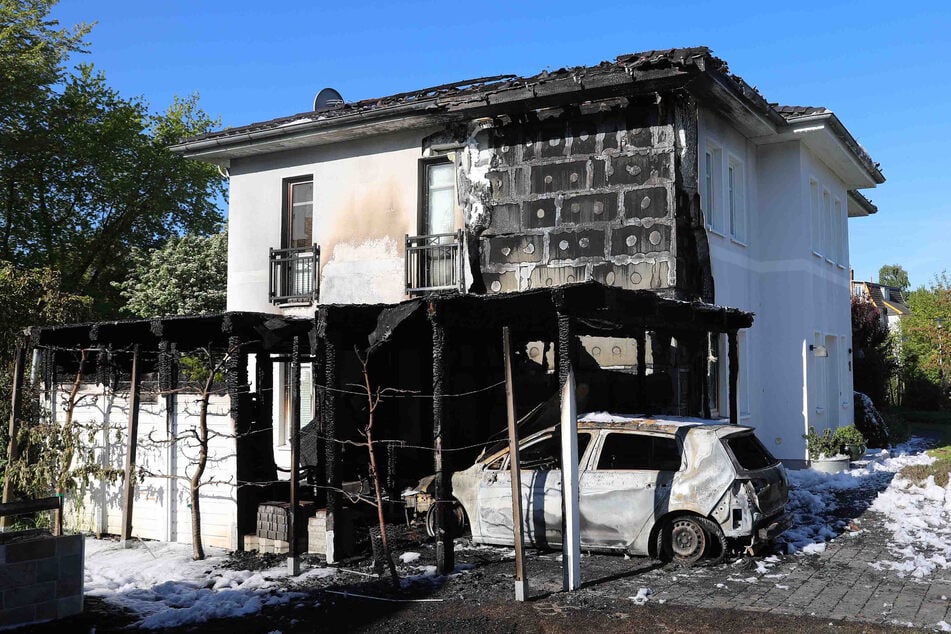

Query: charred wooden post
[554,291,581,591]
[502,327,528,601]
[120,345,142,546]
[429,301,454,575]
[225,335,257,552]
[317,309,342,563]
[288,336,301,575]
[728,330,739,425]
[1,344,27,527]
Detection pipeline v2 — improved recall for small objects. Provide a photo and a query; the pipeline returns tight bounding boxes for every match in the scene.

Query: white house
[29,46,883,557]
[173,47,883,465]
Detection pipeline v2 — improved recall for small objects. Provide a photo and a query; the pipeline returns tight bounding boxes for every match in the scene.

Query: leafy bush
[804,425,867,460]
[854,391,889,448]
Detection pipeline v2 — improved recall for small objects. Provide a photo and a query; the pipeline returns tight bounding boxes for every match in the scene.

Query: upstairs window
[821,189,832,259]
[810,180,821,255]
[703,145,723,233]
[728,156,746,243]
[284,178,314,249]
[834,198,845,265]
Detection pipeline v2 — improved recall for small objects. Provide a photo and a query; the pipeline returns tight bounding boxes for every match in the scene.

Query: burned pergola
[18,282,752,578]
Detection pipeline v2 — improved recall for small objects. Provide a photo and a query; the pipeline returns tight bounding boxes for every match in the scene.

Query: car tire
[692,515,728,566]
[657,515,707,567]
[425,500,467,538]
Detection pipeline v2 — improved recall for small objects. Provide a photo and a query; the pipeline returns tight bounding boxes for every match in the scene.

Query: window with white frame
[822,189,832,259]
[810,180,821,255]
[703,145,723,233]
[728,156,746,243]
[834,198,845,265]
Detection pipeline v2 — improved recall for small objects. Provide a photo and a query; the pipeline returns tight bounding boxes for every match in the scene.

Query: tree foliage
[879,264,910,292]
[0,1,225,317]
[115,232,227,318]
[851,295,896,407]
[901,272,951,408]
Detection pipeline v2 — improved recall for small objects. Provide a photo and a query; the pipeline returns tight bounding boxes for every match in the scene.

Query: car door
[477,432,591,548]
[578,431,683,553]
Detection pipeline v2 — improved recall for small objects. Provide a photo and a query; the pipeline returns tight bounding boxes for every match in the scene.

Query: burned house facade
[25,47,882,563]
[174,46,882,461]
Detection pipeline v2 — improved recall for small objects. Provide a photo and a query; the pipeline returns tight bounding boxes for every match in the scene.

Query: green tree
[851,295,896,407]
[0,1,225,317]
[879,264,910,292]
[115,232,227,318]
[901,272,951,407]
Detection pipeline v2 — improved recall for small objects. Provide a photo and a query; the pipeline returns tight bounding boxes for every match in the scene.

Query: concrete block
[607,154,651,186]
[591,158,607,188]
[57,554,82,581]
[539,131,568,159]
[33,599,57,622]
[5,539,55,563]
[56,575,82,598]
[611,224,672,256]
[481,270,518,294]
[55,535,83,557]
[0,605,35,626]
[526,265,587,290]
[561,193,618,224]
[4,581,55,608]
[621,127,652,151]
[623,187,668,220]
[569,123,597,155]
[487,170,511,200]
[0,562,36,589]
[523,198,556,229]
[487,235,544,265]
[487,204,521,234]
[530,160,588,195]
[36,557,59,582]
[550,228,606,260]
[56,594,83,619]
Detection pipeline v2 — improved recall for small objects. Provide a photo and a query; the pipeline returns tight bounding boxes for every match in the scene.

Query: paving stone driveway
[485,500,950,631]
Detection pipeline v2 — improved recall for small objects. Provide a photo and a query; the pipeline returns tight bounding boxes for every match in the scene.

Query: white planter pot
[810,456,851,474]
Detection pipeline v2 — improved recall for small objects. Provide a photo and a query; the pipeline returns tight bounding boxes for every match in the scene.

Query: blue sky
[50,0,950,289]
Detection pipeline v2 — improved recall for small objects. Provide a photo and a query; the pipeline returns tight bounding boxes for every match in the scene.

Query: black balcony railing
[269,245,320,304]
[405,231,464,295]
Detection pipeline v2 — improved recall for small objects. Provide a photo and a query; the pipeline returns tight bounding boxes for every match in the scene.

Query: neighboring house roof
[847,190,878,217]
[853,281,912,317]
[172,46,884,188]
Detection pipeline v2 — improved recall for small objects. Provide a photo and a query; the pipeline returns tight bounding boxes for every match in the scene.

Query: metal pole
[288,336,301,576]
[121,345,142,545]
[556,306,581,591]
[502,327,528,601]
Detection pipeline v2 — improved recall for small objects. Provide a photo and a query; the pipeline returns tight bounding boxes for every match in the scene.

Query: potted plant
[834,425,867,461]
[803,427,851,473]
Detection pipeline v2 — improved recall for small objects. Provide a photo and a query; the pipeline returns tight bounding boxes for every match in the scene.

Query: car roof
[577,412,752,436]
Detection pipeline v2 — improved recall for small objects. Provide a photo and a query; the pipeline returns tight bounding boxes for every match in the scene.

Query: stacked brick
[0,534,83,627]
[478,104,678,295]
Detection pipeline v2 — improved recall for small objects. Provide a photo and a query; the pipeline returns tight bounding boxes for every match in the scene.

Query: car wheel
[659,515,707,567]
[693,515,728,566]
[425,501,467,538]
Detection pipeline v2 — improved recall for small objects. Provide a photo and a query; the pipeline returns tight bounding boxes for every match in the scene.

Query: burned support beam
[555,294,580,591]
[120,345,142,545]
[430,303,454,575]
[1,345,27,527]
[288,336,301,575]
[728,330,739,425]
[502,327,528,601]
[318,312,342,563]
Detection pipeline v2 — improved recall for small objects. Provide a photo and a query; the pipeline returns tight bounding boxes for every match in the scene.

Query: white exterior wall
[63,384,237,549]
[700,109,854,462]
[227,126,446,316]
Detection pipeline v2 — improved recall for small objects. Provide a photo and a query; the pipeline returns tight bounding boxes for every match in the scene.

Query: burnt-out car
[407,414,790,566]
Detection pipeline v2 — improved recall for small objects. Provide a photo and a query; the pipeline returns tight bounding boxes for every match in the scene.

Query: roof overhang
[847,189,878,217]
[751,112,883,189]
